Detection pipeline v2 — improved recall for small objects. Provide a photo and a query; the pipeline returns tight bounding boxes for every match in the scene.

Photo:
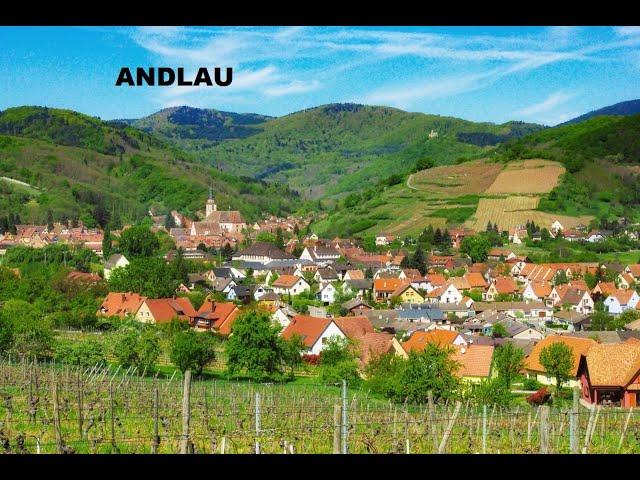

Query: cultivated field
[485,159,565,194]
[469,196,593,232]
[410,160,502,197]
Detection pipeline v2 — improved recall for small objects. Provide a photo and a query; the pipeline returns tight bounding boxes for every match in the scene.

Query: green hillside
[0,107,303,227]
[143,103,543,199]
[498,114,640,221]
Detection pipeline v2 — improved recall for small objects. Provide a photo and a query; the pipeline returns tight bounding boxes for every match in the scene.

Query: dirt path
[406,173,418,191]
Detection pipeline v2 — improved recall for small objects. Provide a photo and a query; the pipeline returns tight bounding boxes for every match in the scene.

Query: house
[210,277,237,294]
[508,227,528,245]
[391,283,425,303]
[487,248,516,261]
[426,283,463,304]
[191,300,240,334]
[135,297,197,324]
[618,273,635,290]
[549,285,594,314]
[342,298,373,315]
[314,267,339,283]
[452,345,495,383]
[103,253,129,280]
[578,342,640,407]
[299,245,341,264]
[375,233,395,246]
[522,282,553,302]
[232,242,294,265]
[491,318,544,341]
[449,227,475,249]
[464,272,488,291]
[483,277,518,301]
[342,279,373,298]
[551,220,564,235]
[271,304,297,328]
[97,292,146,318]
[227,285,253,304]
[373,278,406,302]
[272,275,311,296]
[552,310,592,332]
[402,329,468,352]
[592,281,617,299]
[358,333,407,367]
[524,335,596,388]
[604,289,640,315]
[473,301,553,322]
[253,285,270,301]
[67,270,102,284]
[279,315,359,355]
[343,269,365,281]
[625,264,640,279]
[317,282,338,305]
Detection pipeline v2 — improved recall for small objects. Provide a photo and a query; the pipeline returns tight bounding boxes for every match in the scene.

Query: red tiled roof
[281,315,333,347]
[402,330,461,352]
[273,274,305,289]
[98,292,146,318]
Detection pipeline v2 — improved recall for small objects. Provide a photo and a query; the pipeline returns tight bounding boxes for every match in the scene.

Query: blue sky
[1,26,639,125]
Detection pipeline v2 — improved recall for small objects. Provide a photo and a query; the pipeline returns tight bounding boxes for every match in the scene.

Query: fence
[1,359,639,454]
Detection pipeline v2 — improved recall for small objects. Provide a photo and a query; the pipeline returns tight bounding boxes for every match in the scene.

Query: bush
[111,323,161,372]
[55,338,106,368]
[470,378,513,407]
[522,377,542,391]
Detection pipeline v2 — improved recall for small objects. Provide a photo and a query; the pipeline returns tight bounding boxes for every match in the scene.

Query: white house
[604,289,640,315]
[299,245,341,264]
[427,283,463,304]
[317,283,337,305]
[271,275,311,296]
[281,316,346,355]
[103,254,129,280]
[375,233,394,246]
[551,220,564,235]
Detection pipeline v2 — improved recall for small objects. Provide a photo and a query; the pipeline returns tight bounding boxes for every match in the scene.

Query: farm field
[468,196,593,232]
[1,361,640,454]
[485,159,565,194]
[410,159,502,197]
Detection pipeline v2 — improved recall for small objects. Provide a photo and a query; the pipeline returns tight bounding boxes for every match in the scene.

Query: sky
[1,26,640,125]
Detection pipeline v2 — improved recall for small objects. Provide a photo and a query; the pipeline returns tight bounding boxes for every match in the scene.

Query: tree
[472,377,513,406]
[318,336,361,386]
[112,323,161,372]
[539,342,574,395]
[0,300,54,360]
[221,243,234,261]
[170,330,217,375]
[55,338,106,368]
[164,212,176,229]
[118,225,160,258]
[102,227,113,259]
[493,343,525,388]
[460,235,492,263]
[280,334,306,378]
[108,257,180,298]
[415,157,435,172]
[491,323,508,338]
[225,311,284,381]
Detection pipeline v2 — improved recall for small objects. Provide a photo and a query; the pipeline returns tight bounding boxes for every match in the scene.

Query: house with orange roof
[592,281,617,298]
[373,278,406,302]
[617,273,635,290]
[463,272,488,291]
[280,315,344,355]
[343,269,365,281]
[449,276,471,291]
[390,283,424,303]
[483,276,519,301]
[191,300,240,335]
[603,289,640,315]
[272,274,310,296]
[402,329,467,352]
[524,335,596,388]
[522,281,553,302]
[358,332,407,367]
[452,345,495,383]
[135,297,197,325]
[625,264,640,279]
[578,342,640,407]
[97,292,146,318]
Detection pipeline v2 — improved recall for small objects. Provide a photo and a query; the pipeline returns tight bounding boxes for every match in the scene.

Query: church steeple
[206,184,217,216]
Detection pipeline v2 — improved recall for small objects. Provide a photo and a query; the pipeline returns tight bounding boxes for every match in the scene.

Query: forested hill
[197,103,544,198]
[561,99,640,126]
[0,107,304,227]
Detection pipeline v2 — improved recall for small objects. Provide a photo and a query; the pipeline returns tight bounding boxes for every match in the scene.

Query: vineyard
[469,196,593,232]
[484,159,565,195]
[1,360,640,454]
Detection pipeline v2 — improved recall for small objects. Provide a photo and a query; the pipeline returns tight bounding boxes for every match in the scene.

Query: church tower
[206,185,217,216]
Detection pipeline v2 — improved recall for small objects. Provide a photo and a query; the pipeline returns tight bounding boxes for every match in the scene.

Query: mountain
[128,106,271,147]
[196,103,544,199]
[313,113,640,239]
[0,106,303,227]
[562,99,640,125]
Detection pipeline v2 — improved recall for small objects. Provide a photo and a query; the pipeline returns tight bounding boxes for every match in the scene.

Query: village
[2,190,640,411]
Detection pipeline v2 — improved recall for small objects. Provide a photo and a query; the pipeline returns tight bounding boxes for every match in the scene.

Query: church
[190,188,246,237]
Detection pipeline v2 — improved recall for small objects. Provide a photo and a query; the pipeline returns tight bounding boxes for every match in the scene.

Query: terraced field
[410,159,502,197]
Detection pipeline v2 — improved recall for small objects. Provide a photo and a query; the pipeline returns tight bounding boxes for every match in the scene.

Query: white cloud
[517,91,575,117]
[263,79,321,97]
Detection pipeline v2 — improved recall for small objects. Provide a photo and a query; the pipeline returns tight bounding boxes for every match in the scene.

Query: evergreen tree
[102,227,112,259]
[412,245,427,275]
[486,221,493,232]
[164,212,176,229]
[46,210,54,231]
[0,216,8,234]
